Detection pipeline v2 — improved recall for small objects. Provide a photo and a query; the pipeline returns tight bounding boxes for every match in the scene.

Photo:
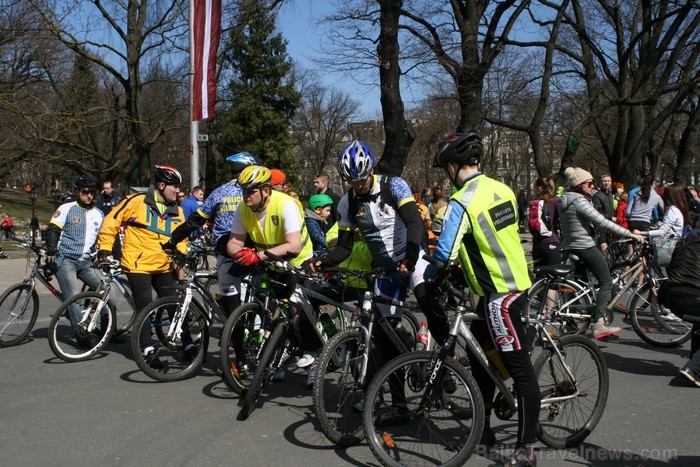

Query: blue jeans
[55,256,103,334]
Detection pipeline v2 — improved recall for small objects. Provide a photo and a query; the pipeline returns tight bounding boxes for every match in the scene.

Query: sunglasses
[242,188,261,196]
[79,189,96,195]
[584,180,594,187]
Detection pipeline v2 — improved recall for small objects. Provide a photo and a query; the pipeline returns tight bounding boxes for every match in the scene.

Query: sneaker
[679,367,700,387]
[271,367,286,382]
[480,426,497,447]
[297,353,316,369]
[306,364,317,388]
[662,312,682,321]
[374,405,412,427]
[497,448,537,466]
[143,346,163,370]
[591,318,621,339]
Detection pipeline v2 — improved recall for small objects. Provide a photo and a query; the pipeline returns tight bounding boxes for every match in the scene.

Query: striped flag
[192,0,222,122]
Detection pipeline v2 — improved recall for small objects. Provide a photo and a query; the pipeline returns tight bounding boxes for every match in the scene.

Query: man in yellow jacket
[98,165,188,362]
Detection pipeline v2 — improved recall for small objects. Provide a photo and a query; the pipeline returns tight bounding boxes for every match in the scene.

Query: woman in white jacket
[633,183,691,239]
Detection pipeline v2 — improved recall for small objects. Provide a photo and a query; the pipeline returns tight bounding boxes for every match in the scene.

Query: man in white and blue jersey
[45,176,106,345]
[162,152,261,316]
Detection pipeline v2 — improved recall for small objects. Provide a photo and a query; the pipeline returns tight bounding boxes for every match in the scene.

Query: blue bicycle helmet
[338,140,375,182]
[226,152,261,174]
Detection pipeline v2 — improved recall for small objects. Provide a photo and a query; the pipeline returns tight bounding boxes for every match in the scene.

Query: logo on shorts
[496,335,515,346]
[271,215,279,226]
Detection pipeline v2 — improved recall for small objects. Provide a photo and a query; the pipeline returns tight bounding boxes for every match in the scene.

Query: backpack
[527,199,553,238]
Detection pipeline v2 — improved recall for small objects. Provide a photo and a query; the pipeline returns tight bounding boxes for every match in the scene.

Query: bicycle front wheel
[629,284,692,347]
[239,319,290,420]
[219,302,270,395]
[313,328,378,446]
[130,296,209,382]
[48,291,114,362]
[534,334,609,448]
[0,283,39,347]
[363,351,485,467]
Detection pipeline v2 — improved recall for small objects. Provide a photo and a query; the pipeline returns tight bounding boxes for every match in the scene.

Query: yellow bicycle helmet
[238,165,271,190]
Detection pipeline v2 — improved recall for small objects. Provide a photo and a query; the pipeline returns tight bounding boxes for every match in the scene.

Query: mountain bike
[312,267,434,447]
[48,259,137,362]
[130,244,226,382]
[0,239,64,347]
[238,253,415,420]
[362,290,609,466]
[219,262,354,396]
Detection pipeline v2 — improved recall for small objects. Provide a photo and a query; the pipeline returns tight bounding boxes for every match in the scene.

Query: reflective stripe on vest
[453,175,531,295]
[239,191,312,266]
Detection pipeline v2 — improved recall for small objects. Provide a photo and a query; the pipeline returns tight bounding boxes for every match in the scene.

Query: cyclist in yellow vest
[423,133,539,467]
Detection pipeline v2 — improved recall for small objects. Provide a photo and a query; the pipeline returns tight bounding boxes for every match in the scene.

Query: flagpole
[189,0,200,190]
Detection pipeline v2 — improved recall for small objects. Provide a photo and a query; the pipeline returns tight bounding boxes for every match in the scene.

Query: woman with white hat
[558,167,645,338]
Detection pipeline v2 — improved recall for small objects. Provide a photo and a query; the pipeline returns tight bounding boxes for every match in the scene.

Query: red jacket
[616,200,628,229]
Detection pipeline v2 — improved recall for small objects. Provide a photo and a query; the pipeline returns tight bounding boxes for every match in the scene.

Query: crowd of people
[5,133,700,467]
[523,168,699,389]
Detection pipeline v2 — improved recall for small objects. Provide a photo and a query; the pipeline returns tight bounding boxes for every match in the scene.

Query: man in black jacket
[592,174,615,251]
[660,228,700,387]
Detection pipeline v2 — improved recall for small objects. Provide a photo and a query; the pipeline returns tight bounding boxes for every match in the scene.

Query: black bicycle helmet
[435,132,483,167]
[73,176,98,191]
[153,165,183,184]
[226,152,261,173]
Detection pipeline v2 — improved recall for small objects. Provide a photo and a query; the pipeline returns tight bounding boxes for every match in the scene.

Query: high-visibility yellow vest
[239,191,312,266]
[452,174,531,295]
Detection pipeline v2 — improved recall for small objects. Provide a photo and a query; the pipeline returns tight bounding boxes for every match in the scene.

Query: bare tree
[291,70,360,195]
[26,0,190,185]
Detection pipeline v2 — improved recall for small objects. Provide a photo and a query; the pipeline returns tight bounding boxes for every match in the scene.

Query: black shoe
[480,427,497,447]
[183,344,199,364]
[374,405,412,427]
[109,334,127,344]
[496,448,537,466]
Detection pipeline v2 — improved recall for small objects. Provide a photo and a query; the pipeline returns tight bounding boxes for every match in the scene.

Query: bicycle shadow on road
[601,348,682,377]
[547,442,700,466]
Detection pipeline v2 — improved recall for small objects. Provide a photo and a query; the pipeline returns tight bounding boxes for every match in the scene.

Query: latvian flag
[192,0,222,122]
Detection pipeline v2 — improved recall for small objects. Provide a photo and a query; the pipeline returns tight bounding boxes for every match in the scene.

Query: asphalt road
[1,256,698,466]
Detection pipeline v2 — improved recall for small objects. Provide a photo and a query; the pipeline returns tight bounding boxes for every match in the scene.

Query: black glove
[45,246,58,257]
[161,241,176,252]
[97,250,112,262]
[312,255,330,270]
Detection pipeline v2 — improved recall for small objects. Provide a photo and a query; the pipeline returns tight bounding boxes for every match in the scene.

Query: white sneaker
[591,318,621,339]
[662,312,681,321]
[306,364,317,388]
[297,353,316,368]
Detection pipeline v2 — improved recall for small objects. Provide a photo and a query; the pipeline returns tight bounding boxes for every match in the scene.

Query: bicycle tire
[48,291,114,362]
[219,302,270,395]
[629,284,692,347]
[239,320,290,420]
[130,296,209,382]
[111,279,137,336]
[313,328,379,446]
[534,334,609,448]
[363,351,485,467]
[399,309,420,347]
[528,278,594,336]
[0,283,39,347]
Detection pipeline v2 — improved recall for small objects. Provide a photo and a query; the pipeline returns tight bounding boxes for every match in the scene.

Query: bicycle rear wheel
[239,319,290,420]
[313,328,379,446]
[629,284,692,347]
[528,278,593,336]
[48,291,114,362]
[534,334,609,448]
[219,302,270,395]
[130,296,209,382]
[0,283,39,347]
[363,351,485,467]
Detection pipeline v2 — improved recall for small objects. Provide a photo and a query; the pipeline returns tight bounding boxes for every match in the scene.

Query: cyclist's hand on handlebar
[161,241,176,253]
[397,258,414,276]
[631,233,645,244]
[232,247,261,266]
[96,249,113,263]
[309,255,330,273]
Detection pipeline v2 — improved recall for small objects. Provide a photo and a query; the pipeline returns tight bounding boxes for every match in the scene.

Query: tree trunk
[375,0,415,176]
